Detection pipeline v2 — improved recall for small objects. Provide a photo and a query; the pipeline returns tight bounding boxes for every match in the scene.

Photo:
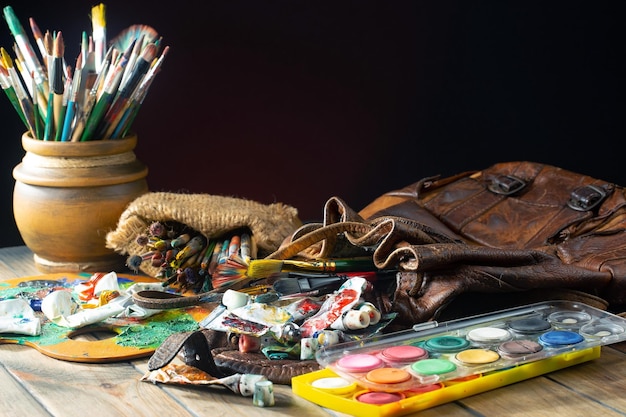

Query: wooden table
[1,245,625,417]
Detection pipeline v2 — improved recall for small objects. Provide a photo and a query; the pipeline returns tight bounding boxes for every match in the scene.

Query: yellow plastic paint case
[292,346,600,417]
[292,300,626,416]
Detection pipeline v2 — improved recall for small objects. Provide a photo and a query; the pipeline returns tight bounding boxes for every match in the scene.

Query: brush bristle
[109,24,158,53]
[91,3,106,29]
[272,275,346,296]
[271,278,303,296]
[211,255,250,289]
[246,259,285,278]
[3,6,23,37]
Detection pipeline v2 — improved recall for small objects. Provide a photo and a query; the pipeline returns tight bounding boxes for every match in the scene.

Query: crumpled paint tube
[229,302,294,330]
[0,298,41,336]
[42,290,126,328]
[41,278,166,329]
[141,363,267,397]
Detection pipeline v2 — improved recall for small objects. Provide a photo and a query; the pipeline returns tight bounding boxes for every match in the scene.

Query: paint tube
[299,277,366,338]
[0,317,40,336]
[0,299,41,336]
[229,302,294,332]
[330,308,370,331]
[140,363,266,397]
[283,297,323,321]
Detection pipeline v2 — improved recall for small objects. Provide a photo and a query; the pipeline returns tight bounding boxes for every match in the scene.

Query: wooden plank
[0,344,193,417]
[459,374,625,417]
[0,246,39,279]
[132,359,359,417]
[547,346,626,410]
[0,351,50,415]
[456,347,626,417]
[609,340,626,354]
[0,343,341,417]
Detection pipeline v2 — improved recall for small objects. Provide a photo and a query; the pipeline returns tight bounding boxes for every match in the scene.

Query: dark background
[1,1,625,248]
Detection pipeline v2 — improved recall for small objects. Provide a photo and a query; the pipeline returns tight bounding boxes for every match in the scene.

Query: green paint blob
[116,310,200,348]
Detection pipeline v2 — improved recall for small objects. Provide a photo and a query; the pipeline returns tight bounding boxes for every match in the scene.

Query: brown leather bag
[268,161,626,325]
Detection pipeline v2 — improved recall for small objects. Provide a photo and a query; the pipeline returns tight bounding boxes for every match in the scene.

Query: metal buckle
[567,185,607,211]
[487,175,526,196]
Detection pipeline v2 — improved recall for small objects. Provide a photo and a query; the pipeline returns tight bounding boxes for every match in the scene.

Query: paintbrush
[71,47,113,141]
[3,6,48,98]
[90,3,106,72]
[28,17,47,68]
[110,44,169,138]
[80,41,132,141]
[245,257,377,279]
[100,42,156,138]
[272,270,397,296]
[51,32,65,139]
[60,53,82,141]
[54,65,71,141]
[0,64,29,128]
[1,47,37,137]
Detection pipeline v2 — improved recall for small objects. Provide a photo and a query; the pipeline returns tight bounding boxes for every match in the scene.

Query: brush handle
[294,276,344,293]
[287,270,396,281]
[283,258,377,273]
[273,270,397,296]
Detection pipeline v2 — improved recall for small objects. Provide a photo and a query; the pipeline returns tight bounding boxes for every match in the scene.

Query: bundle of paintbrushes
[126,219,390,298]
[1,4,168,141]
[126,221,258,294]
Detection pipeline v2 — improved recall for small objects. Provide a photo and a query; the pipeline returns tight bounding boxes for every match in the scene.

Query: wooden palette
[0,273,212,363]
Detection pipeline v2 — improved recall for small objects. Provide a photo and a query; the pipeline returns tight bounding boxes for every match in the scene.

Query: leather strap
[148,330,228,378]
[132,290,221,310]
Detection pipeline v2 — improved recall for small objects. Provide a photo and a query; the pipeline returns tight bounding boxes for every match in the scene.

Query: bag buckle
[487,175,526,196]
[567,185,607,211]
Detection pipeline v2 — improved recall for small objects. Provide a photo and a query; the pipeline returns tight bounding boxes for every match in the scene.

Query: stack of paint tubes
[203,276,388,362]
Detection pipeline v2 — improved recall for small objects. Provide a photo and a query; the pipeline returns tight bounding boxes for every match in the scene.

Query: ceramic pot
[12,133,149,273]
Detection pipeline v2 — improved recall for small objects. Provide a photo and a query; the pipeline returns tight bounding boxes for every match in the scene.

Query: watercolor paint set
[292,300,626,416]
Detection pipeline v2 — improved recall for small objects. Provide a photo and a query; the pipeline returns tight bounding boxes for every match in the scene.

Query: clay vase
[12,133,149,273]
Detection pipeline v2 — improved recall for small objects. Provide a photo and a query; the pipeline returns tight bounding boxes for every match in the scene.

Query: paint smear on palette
[115,310,199,348]
[2,302,200,349]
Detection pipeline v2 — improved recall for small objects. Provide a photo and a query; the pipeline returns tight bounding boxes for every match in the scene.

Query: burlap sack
[105,192,302,276]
